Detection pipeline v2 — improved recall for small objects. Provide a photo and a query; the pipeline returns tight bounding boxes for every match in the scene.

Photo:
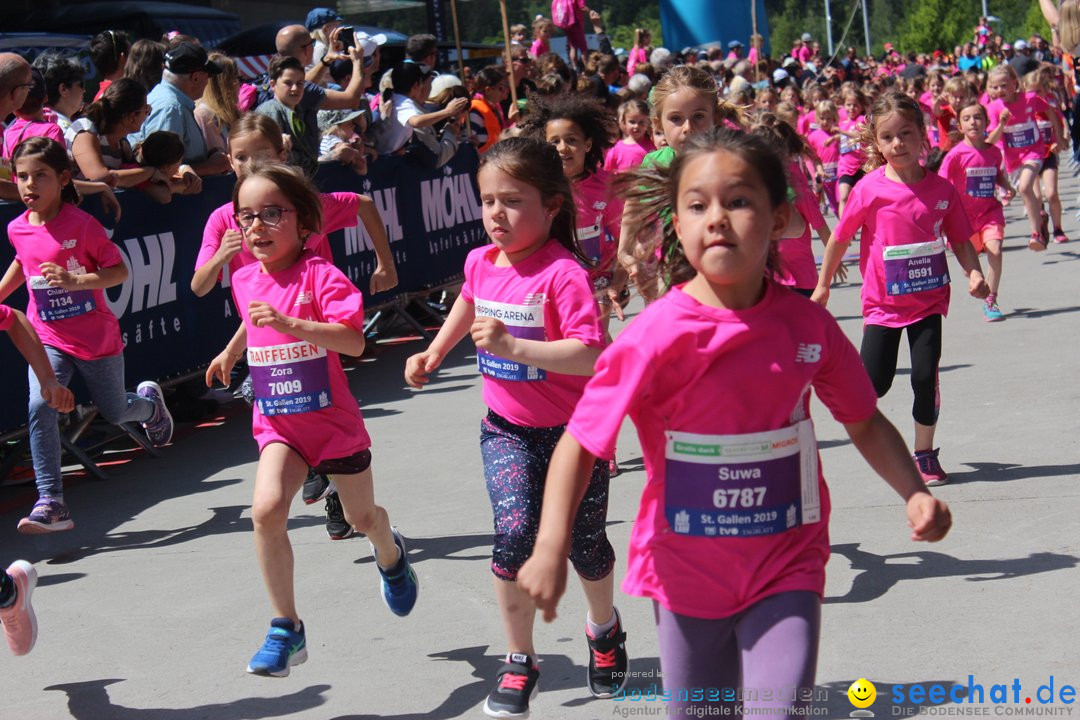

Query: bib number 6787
[713,487,766,509]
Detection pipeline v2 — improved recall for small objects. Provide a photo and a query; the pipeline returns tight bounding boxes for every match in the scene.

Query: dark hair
[233,163,323,239]
[229,113,286,153]
[480,137,585,264]
[11,137,80,206]
[473,66,506,92]
[90,29,131,78]
[267,54,304,82]
[32,54,85,108]
[124,39,166,93]
[405,34,438,62]
[139,131,185,168]
[860,92,927,170]
[616,127,788,298]
[518,94,617,175]
[392,62,429,95]
[82,77,147,135]
[17,67,47,116]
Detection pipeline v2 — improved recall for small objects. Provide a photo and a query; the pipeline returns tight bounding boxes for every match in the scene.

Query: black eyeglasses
[235,207,294,229]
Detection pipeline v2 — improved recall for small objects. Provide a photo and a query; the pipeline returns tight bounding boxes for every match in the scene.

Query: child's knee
[251,496,290,530]
[344,504,383,533]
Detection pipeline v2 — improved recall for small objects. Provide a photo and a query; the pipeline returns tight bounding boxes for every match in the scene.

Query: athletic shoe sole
[17,518,74,534]
[138,381,174,446]
[246,647,308,678]
[2,560,37,655]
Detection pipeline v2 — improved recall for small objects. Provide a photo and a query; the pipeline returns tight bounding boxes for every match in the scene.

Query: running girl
[937,101,1015,322]
[205,163,418,678]
[0,137,172,533]
[806,100,841,214]
[404,137,624,718]
[836,87,869,215]
[517,127,952,719]
[985,64,1063,251]
[814,93,990,486]
[1026,66,1070,244]
[603,99,655,174]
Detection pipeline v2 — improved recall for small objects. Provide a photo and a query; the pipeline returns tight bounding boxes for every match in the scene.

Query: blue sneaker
[371,528,418,616]
[137,381,174,447]
[246,618,307,677]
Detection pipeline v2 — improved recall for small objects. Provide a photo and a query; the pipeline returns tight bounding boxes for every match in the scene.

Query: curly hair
[517,94,618,174]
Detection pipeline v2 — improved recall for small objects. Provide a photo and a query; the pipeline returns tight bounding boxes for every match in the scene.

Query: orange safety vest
[470,97,504,154]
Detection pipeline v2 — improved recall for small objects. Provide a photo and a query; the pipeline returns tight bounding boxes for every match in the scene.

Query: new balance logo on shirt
[935,200,950,210]
[795,343,822,363]
[294,292,313,306]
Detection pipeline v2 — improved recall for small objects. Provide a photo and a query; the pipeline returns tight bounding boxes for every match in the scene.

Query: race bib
[1003,121,1037,149]
[474,297,546,382]
[664,421,820,538]
[29,275,96,322]
[248,340,332,416]
[576,220,603,263]
[964,166,996,199]
[883,239,950,296]
[839,134,856,155]
[822,162,838,183]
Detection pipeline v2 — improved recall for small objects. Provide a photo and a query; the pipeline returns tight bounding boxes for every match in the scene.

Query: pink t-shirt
[797,110,817,137]
[567,282,878,619]
[775,161,826,289]
[3,118,65,159]
[196,192,352,284]
[573,169,623,287]
[806,128,840,183]
[459,241,603,428]
[834,166,973,327]
[7,204,124,360]
[530,38,550,58]
[796,45,812,64]
[603,138,655,174]
[937,141,1005,233]
[627,47,648,75]
[230,251,370,466]
[837,115,866,178]
[987,92,1050,172]
[0,303,14,331]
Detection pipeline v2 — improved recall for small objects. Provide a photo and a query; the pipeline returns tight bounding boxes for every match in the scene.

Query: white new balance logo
[795,343,822,363]
[935,200,949,210]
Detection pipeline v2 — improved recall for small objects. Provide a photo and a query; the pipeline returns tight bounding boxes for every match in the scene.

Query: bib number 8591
[713,487,766,509]
[268,380,303,395]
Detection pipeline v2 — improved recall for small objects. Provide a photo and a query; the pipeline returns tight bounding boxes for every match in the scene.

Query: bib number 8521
[713,487,766,509]
[268,380,303,396]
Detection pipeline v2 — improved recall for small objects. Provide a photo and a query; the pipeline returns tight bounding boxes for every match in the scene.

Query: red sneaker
[913,448,948,486]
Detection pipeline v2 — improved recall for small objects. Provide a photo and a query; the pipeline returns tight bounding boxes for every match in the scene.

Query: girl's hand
[205,349,239,388]
[216,229,244,263]
[404,350,442,388]
[835,260,849,283]
[1002,188,1015,203]
[517,545,568,622]
[967,270,990,299]
[906,492,952,541]
[604,287,625,321]
[810,285,830,307]
[40,381,75,413]
[370,261,398,295]
[248,301,289,330]
[178,166,202,194]
[100,186,122,221]
[998,107,1012,123]
[471,316,514,356]
[446,97,470,116]
[39,262,76,289]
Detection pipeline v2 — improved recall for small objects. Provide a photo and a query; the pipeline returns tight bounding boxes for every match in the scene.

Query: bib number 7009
[713,487,766,509]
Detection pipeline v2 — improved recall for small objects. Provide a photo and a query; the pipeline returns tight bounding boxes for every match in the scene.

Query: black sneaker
[484,653,539,718]
[324,493,355,540]
[585,608,628,698]
[302,471,333,505]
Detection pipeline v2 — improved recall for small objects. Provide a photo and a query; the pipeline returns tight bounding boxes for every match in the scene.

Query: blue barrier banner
[0,146,484,435]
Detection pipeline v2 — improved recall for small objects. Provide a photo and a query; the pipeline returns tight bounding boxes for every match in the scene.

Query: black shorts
[1040,153,1059,173]
[310,448,372,475]
[838,170,865,187]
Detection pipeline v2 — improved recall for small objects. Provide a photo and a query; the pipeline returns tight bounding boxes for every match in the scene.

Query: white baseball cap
[354,31,388,58]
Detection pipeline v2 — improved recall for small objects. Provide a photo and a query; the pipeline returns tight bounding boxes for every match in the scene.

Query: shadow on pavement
[1008,305,1080,319]
[43,679,330,720]
[947,461,1080,484]
[826,543,1078,604]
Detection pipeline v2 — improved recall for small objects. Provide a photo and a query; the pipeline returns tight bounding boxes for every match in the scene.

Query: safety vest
[470,97,504,154]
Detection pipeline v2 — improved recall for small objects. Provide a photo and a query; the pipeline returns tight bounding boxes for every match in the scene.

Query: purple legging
[654,591,821,717]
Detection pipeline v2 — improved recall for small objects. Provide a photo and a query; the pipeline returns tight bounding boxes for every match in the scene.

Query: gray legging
[654,591,821,716]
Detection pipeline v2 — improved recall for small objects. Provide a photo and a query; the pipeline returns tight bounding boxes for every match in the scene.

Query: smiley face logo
[848,678,877,709]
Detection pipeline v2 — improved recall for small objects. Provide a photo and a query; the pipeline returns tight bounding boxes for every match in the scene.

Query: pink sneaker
[0,560,38,656]
[1053,230,1069,244]
[913,448,948,487]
